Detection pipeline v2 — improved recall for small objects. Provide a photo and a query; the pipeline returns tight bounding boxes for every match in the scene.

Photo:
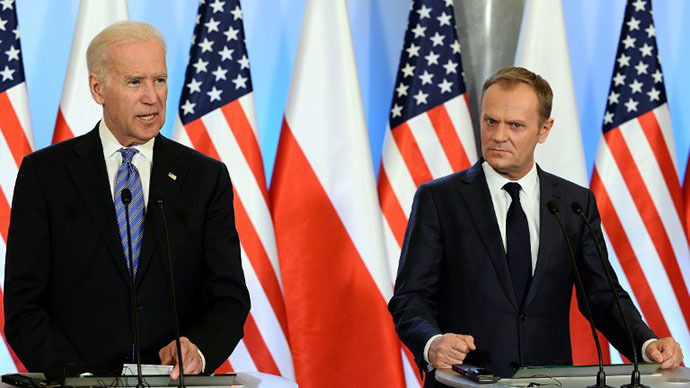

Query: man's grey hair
[87,21,166,82]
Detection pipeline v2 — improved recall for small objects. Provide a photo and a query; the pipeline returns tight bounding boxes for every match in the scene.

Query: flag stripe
[426,103,470,172]
[52,110,75,144]
[0,93,30,167]
[234,195,289,336]
[605,129,690,326]
[391,123,433,187]
[591,169,673,338]
[272,124,405,387]
[638,110,685,224]
[221,100,270,204]
[214,359,234,374]
[377,169,407,247]
[185,118,221,160]
[227,339,257,372]
[242,314,280,375]
[407,113,453,178]
[380,131,417,219]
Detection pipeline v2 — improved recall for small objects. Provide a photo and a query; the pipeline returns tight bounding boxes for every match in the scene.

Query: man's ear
[537,117,554,144]
[89,73,105,105]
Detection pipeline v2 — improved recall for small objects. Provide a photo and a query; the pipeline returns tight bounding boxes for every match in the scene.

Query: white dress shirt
[99,120,154,209]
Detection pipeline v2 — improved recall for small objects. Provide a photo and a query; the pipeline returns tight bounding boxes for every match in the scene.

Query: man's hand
[429,333,476,369]
[159,336,203,379]
[645,337,683,369]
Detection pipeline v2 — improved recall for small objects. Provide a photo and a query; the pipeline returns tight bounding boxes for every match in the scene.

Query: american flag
[0,0,31,373]
[172,0,294,378]
[377,1,476,384]
[591,0,690,361]
[378,0,477,283]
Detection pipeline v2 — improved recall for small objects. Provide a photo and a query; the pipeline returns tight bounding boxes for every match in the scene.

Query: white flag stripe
[200,110,283,284]
[0,130,19,205]
[59,0,128,137]
[596,142,690,344]
[0,328,15,374]
[172,117,193,148]
[383,217,403,282]
[400,348,422,388]
[407,113,454,178]
[602,228,643,315]
[515,0,587,186]
[238,93,260,143]
[653,105,679,171]
[239,245,293,377]
[381,131,417,218]
[609,344,624,364]
[284,0,392,301]
[620,118,690,278]
[228,339,258,373]
[445,96,478,162]
[6,85,33,147]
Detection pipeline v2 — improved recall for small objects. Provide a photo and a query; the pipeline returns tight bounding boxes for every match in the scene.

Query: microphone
[154,191,185,388]
[571,201,648,388]
[547,201,612,388]
[121,189,144,388]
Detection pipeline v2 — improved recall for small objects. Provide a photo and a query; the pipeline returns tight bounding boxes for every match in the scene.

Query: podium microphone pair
[122,189,186,388]
[547,200,648,388]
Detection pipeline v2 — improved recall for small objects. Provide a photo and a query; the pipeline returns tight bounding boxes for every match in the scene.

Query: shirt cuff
[197,348,206,373]
[424,334,444,371]
[641,338,657,363]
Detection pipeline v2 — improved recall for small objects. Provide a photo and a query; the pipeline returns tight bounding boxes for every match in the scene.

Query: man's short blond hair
[87,21,166,82]
[482,66,553,122]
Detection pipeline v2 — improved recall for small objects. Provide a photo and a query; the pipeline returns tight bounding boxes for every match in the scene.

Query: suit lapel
[459,161,519,309]
[524,166,562,308]
[66,126,131,284]
[136,135,187,285]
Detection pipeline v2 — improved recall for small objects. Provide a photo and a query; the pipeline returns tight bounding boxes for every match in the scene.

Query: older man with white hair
[4,21,250,380]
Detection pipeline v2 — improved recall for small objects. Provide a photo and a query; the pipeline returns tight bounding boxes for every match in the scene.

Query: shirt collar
[98,119,155,162]
[482,160,539,201]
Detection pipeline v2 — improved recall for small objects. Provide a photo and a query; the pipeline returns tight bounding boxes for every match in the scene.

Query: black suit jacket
[4,126,250,380]
[388,161,655,386]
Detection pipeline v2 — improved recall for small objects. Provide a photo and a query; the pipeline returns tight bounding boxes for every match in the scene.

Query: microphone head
[571,201,584,215]
[153,190,164,207]
[121,188,132,205]
[546,200,559,215]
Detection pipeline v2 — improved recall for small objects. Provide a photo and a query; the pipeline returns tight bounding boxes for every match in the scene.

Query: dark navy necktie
[503,182,531,308]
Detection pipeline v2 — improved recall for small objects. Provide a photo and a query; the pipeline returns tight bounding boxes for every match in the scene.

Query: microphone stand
[121,189,144,388]
[547,201,612,388]
[572,201,649,388]
[155,195,185,388]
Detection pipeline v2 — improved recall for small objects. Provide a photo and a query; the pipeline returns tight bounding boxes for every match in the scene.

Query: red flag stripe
[52,110,74,145]
[0,93,31,168]
[426,103,471,173]
[604,129,690,325]
[271,123,405,388]
[591,169,673,338]
[214,358,234,374]
[233,192,289,336]
[185,118,221,160]
[377,168,407,247]
[242,314,281,375]
[391,123,434,187]
[221,100,270,204]
[0,189,9,243]
[638,111,685,222]
[569,289,612,365]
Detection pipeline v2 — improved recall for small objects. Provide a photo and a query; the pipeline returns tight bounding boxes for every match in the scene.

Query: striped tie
[114,147,145,277]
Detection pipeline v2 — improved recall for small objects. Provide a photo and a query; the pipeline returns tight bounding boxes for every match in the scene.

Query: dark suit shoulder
[418,163,481,194]
[537,166,592,197]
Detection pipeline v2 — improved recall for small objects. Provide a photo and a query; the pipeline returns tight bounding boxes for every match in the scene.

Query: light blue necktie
[114,147,145,277]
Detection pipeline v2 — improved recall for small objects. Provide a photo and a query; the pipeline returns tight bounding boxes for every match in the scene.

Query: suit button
[138,305,144,311]
[520,313,528,321]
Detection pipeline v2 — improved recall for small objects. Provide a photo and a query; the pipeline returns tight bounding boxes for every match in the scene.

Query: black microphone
[154,191,185,388]
[547,201,612,388]
[571,201,648,388]
[121,189,144,388]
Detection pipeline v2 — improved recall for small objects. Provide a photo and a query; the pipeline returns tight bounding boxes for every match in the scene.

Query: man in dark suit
[4,22,250,380]
[388,67,682,386]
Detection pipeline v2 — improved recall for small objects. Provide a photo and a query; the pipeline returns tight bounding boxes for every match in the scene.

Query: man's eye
[155,78,167,84]
[128,80,140,86]
[487,119,496,125]
[512,123,522,129]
